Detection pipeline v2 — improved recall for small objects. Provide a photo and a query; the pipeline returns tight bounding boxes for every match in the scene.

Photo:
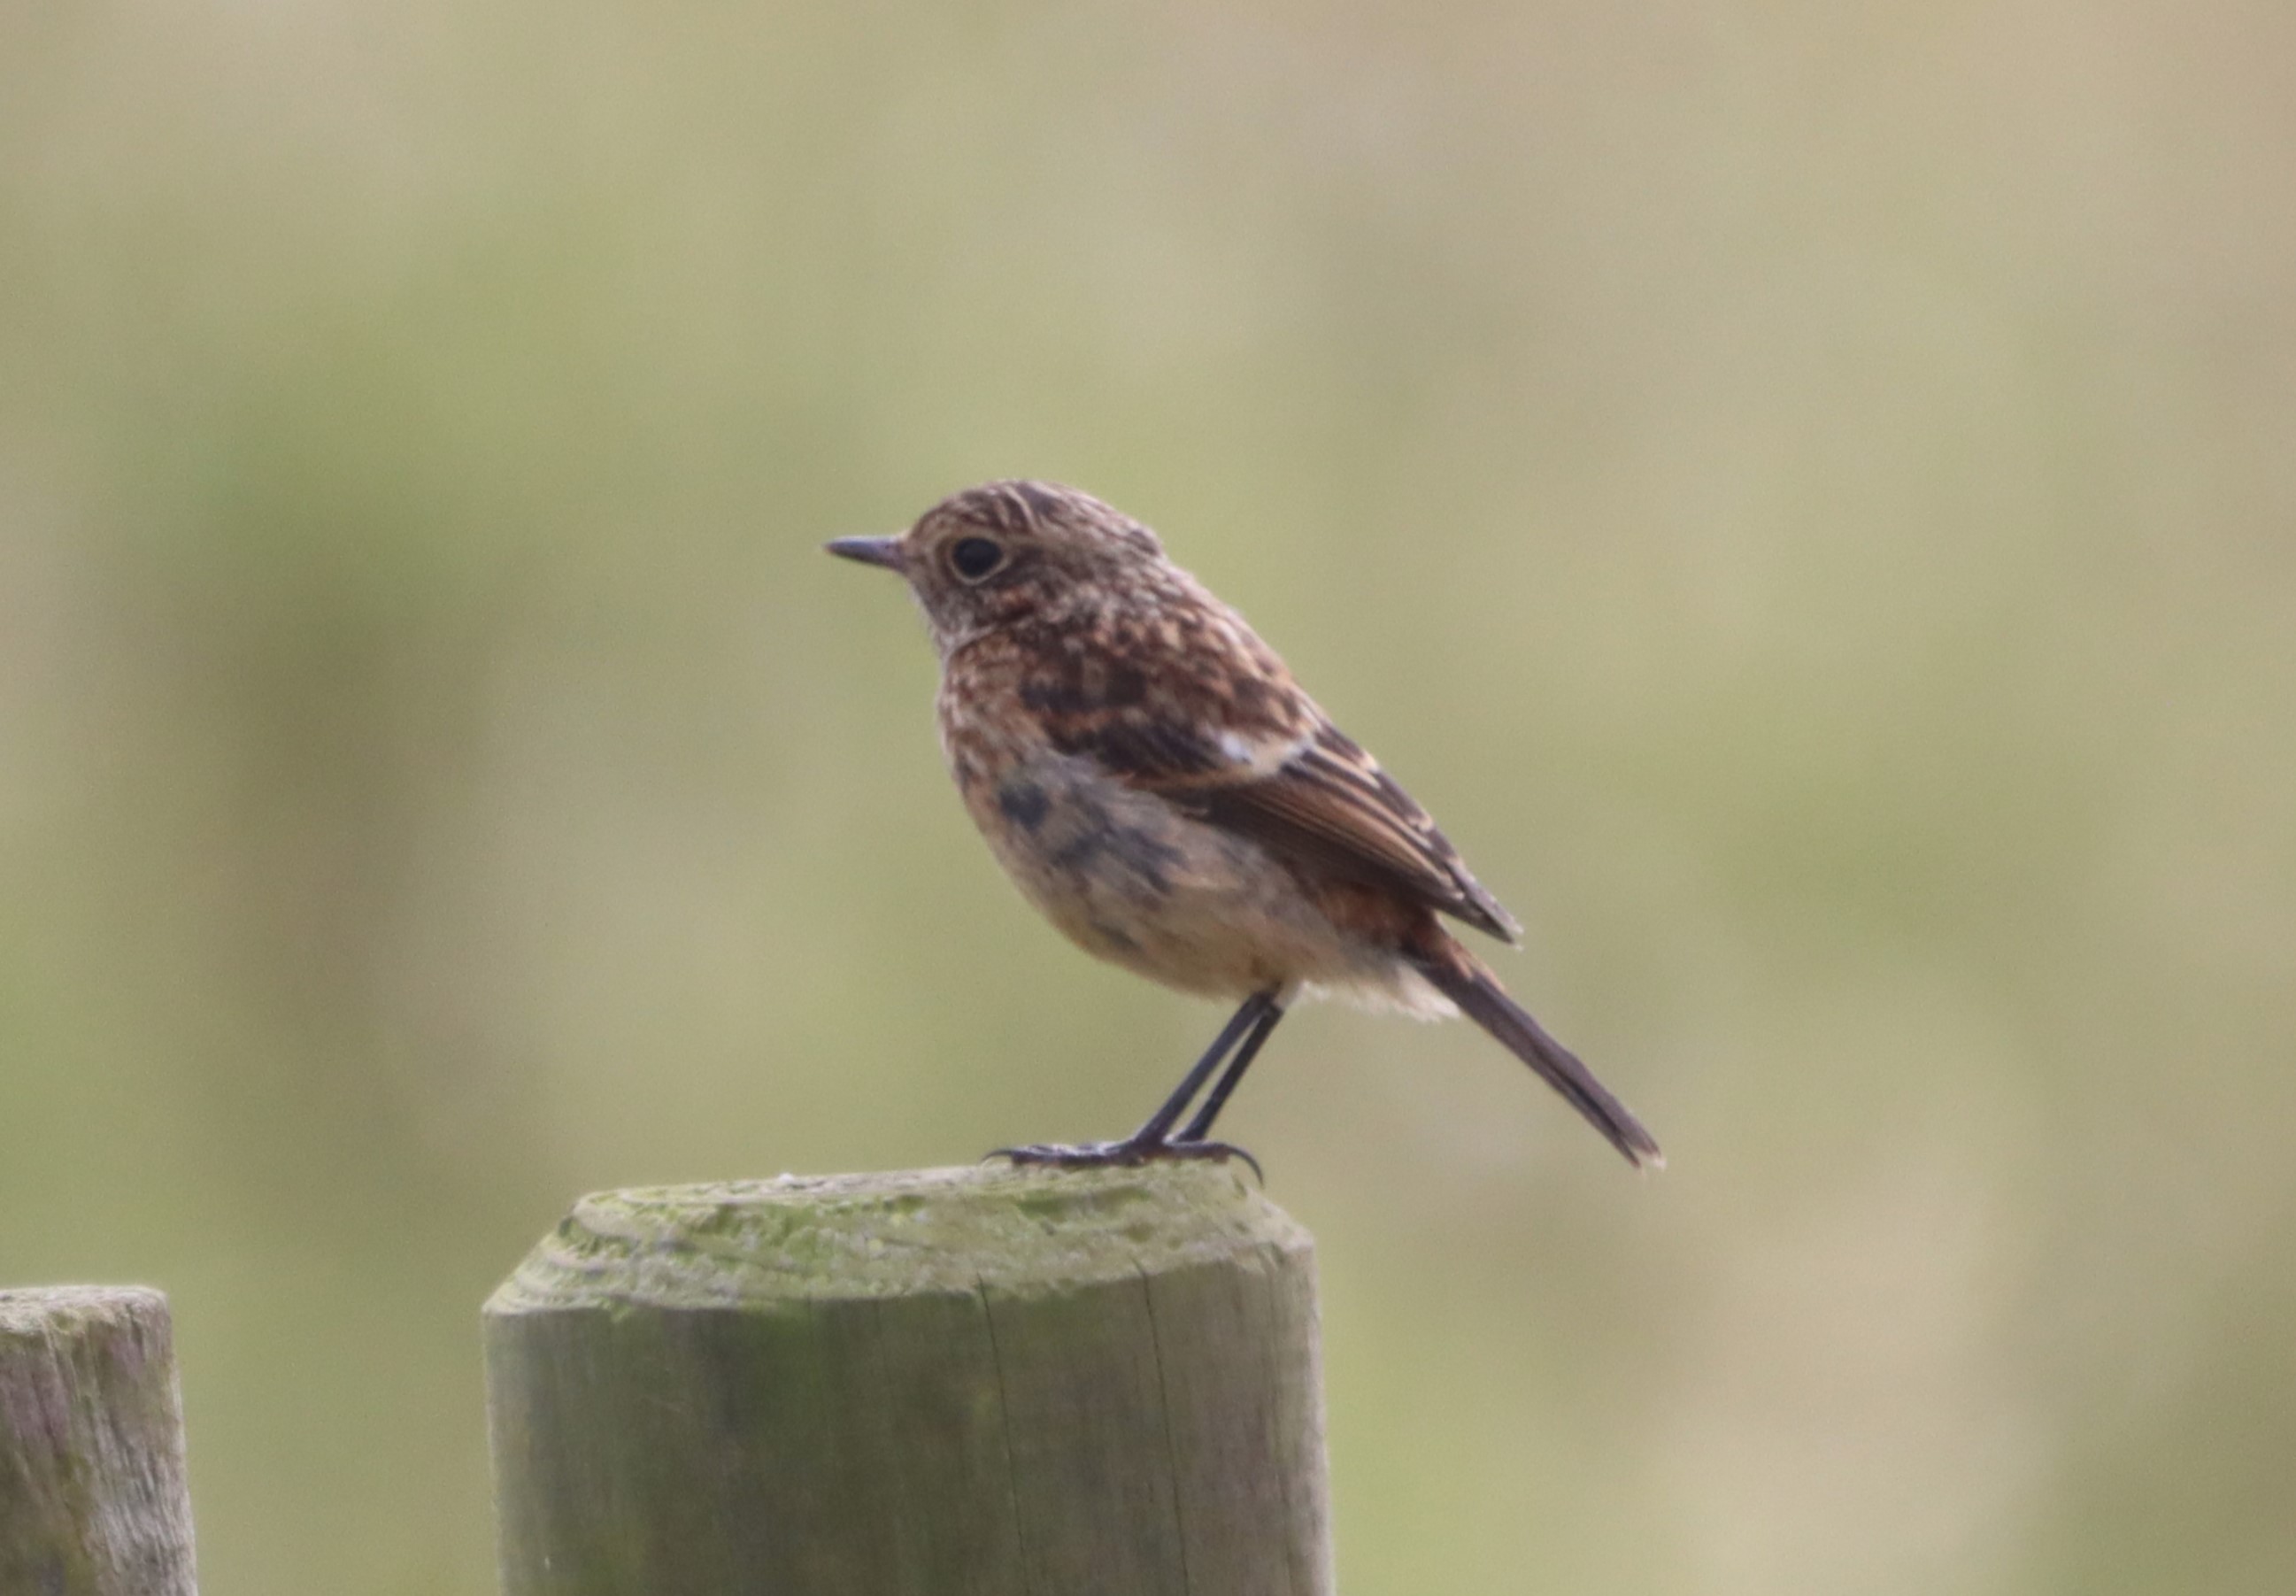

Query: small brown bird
[828,481,1660,1171]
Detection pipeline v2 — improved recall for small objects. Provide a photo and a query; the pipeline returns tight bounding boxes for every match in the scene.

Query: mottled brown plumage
[828,480,1661,1170]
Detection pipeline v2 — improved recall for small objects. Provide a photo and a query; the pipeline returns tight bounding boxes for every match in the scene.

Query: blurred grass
[5,2,2294,1592]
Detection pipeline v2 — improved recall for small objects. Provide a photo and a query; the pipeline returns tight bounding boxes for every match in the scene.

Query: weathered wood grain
[0,1286,197,1596]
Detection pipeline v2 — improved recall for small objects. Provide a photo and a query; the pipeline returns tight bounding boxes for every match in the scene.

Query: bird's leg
[990,991,1279,1175]
[1130,991,1275,1144]
[1175,995,1286,1145]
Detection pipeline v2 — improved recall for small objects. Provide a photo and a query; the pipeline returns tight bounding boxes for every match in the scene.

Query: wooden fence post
[484,1161,1331,1595]
[0,1286,198,1596]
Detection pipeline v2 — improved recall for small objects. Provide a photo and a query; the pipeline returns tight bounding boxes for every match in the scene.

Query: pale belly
[959,751,1441,1012]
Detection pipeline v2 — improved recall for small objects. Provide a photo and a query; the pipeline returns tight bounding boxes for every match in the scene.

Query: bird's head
[826,480,1171,654]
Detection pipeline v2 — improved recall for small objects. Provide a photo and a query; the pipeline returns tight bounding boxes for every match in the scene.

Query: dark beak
[824,534,906,572]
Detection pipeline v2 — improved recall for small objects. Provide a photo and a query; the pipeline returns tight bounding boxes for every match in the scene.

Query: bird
[827,480,1660,1172]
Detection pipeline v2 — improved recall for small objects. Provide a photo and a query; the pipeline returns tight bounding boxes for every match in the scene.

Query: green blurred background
[4,2,2292,1591]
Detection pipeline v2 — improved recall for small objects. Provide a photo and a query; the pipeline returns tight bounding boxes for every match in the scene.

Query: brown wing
[1009,602,1522,943]
[1187,725,1522,944]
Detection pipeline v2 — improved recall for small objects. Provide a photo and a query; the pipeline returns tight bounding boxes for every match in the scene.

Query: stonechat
[828,481,1660,1171]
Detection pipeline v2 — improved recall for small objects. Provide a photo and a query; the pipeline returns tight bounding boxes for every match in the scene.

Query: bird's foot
[985,1136,1263,1183]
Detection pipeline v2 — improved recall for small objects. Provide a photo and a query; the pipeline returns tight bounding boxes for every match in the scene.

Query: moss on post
[484,1162,1331,1596]
[0,1286,198,1596]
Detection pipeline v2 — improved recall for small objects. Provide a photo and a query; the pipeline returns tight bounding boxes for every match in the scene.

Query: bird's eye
[949,536,1005,582]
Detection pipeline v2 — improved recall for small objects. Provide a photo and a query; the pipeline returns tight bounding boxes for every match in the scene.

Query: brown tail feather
[1412,939,1663,1169]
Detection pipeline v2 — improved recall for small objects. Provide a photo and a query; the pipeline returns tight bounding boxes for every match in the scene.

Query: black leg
[1131,991,1276,1144]
[988,991,1282,1176]
[1176,996,1286,1144]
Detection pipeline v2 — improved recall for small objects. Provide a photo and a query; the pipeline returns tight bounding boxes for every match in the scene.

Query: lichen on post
[0,1286,199,1596]
[484,1161,1331,1596]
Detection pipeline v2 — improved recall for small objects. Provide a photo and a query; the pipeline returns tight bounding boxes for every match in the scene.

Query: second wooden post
[0,1286,198,1596]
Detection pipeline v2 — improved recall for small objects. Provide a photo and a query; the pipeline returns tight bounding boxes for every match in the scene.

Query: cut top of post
[487,1160,1307,1313]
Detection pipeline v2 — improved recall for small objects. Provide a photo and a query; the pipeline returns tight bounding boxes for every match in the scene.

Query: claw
[1173,1138,1265,1184]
